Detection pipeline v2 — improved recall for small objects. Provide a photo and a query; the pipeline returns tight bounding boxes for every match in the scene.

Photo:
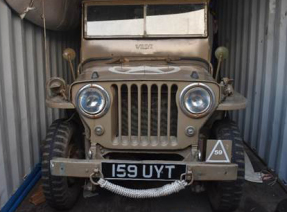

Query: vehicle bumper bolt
[197,151,202,161]
[88,149,93,159]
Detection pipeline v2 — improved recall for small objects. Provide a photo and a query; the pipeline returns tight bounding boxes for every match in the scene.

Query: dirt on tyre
[42,119,84,210]
[208,119,245,212]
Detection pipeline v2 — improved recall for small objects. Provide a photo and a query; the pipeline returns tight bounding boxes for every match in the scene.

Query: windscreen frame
[83,2,208,39]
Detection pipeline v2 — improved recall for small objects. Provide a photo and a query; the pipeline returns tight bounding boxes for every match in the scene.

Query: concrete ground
[16,146,287,212]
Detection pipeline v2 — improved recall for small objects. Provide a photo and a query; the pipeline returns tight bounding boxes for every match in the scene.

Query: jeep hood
[75,59,215,82]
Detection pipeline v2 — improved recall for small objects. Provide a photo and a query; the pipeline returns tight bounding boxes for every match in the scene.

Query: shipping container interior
[0,0,287,209]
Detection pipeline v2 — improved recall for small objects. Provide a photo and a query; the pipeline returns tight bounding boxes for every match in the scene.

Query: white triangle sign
[206,140,230,163]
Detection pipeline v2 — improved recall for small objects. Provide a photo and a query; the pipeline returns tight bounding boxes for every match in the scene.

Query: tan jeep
[43,0,247,211]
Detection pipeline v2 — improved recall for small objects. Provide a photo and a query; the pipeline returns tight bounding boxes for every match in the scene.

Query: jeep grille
[113,83,178,147]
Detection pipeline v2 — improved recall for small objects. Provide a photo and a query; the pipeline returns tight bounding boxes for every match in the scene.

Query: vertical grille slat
[115,83,178,147]
[128,85,132,142]
[118,86,122,143]
[147,86,151,142]
[138,85,141,142]
[167,85,171,142]
[157,85,161,143]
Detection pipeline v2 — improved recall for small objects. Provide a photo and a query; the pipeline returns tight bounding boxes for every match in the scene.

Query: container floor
[16,145,287,212]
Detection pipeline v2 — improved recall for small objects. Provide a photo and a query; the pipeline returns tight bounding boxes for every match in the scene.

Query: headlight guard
[76,84,110,118]
[180,83,215,118]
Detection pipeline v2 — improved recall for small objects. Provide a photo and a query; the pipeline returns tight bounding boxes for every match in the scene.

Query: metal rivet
[185,126,196,137]
[95,125,105,136]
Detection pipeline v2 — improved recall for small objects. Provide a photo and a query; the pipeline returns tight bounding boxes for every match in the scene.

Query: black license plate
[102,162,186,181]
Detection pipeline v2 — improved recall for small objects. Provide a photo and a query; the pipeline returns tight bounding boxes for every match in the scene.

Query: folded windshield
[85,4,207,38]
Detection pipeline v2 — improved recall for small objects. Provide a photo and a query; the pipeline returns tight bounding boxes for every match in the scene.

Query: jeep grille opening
[113,83,178,147]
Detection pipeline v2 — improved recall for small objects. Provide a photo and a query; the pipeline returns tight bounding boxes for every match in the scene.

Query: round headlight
[180,84,215,118]
[77,84,110,118]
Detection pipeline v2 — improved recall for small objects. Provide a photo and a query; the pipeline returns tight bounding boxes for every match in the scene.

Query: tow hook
[181,169,194,186]
[89,166,103,186]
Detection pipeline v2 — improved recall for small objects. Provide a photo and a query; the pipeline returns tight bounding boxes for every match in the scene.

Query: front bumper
[50,158,238,181]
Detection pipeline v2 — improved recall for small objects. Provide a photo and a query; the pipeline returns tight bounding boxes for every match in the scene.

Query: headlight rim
[180,83,215,118]
[76,84,110,118]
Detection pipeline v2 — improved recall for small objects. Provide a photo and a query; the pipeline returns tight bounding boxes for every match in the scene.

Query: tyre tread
[41,119,81,210]
[208,119,245,212]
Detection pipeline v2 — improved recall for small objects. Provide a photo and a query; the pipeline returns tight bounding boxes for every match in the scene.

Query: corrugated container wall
[218,0,287,183]
[1,0,287,208]
[0,0,79,207]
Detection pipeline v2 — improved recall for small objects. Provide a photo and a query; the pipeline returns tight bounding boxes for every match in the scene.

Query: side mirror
[63,48,76,81]
[215,47,229,82]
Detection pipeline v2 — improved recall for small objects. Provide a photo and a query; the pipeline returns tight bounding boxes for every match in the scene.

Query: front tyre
[42,119,83,210]
[208,120,245,212]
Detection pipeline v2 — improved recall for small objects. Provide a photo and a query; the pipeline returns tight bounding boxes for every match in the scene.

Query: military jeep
[42,0,247,211]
